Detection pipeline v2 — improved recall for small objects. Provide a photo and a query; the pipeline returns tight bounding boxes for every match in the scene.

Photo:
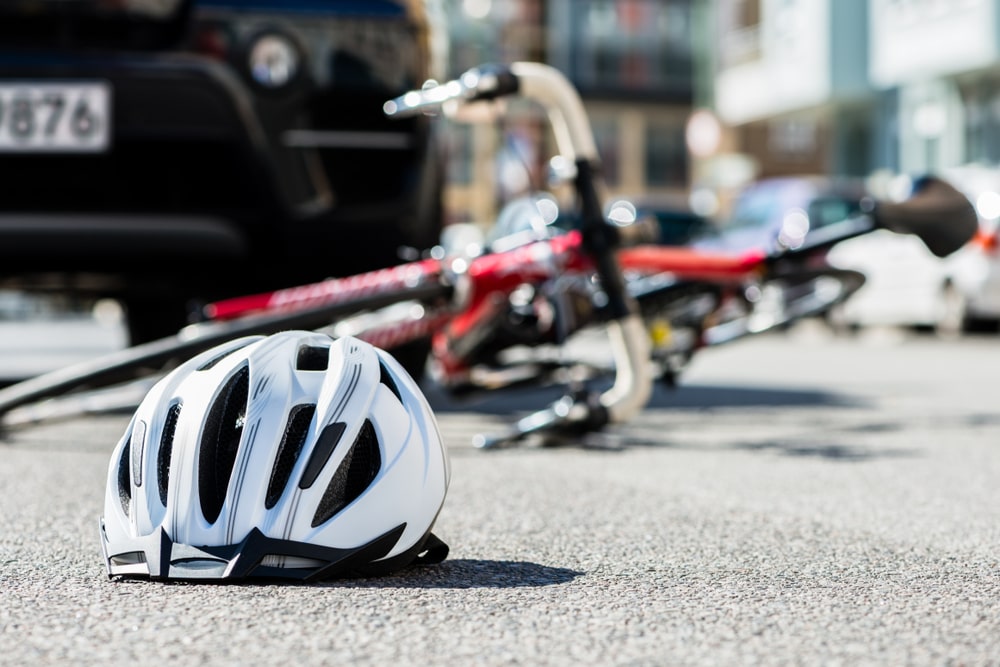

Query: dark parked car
[693,176,869,254]
[0,0,448,343]
[631,195,716,247]
[548,194,716,248]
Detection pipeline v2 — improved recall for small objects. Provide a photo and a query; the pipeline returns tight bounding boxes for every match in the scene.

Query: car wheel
[824,302,857,337]
[122,295,192,345]
[964,315,1000,334]
[936,284,967,338]
[388,338,431,384]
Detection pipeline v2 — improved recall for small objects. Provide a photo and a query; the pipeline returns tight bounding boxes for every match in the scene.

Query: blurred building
[869,0,1000,177]
[711,0,871,181]
[443,0,697,225]
[442,0,1000,227]
[548,0,694,194]
[711,0,1000,195]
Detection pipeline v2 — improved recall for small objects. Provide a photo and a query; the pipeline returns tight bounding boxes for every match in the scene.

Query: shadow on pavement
[548,428,921,462]
[325,559,584,589]
[728,440,919,462]
[645,382,866,410]
[427,379,864,415]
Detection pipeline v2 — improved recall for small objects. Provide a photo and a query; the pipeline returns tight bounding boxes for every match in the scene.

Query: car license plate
[0,82,111,152]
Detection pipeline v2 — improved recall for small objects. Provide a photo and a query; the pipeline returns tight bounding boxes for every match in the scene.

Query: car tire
[122,294,192,345]
[388,338,432,384]
[963,315,1000,334]
[936,284,968,339]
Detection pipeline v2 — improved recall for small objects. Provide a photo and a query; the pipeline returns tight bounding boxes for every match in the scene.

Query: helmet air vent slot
[197,340,254,371]
[298,421,346,490]
[117,436,132,517]
[266,404,317,509]
[198,365,250,524]
[379,361,402,401]
[297,345,330,371]
[311,419,381,527]
[157,404,182,506]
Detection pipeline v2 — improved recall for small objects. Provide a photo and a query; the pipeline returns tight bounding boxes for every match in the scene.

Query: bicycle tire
[0,280,452,426]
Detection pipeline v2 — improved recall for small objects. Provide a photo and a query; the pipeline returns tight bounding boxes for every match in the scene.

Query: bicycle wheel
[0,280,452,427]
[629,273,725,383]
[702,267,865,346]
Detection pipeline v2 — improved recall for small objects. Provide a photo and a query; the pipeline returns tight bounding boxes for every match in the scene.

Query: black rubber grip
[467,64,519,102]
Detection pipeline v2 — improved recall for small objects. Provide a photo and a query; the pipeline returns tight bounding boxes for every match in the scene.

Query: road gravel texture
[1,327,998,666]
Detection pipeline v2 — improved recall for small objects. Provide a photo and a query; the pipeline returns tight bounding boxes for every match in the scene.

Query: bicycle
[0,63,978,448]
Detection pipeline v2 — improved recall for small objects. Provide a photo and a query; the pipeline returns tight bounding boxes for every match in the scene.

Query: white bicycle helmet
[100,331,450,582]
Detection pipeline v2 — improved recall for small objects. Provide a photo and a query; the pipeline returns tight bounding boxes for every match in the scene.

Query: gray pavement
[1,324,999,665]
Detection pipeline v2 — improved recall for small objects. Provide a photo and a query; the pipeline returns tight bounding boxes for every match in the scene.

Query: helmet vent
[379,361,402,401]
[299,421,347,490]
[198,365,250,524]
[157,403,181,506]
[265,404,316,509]
[297,345,330,371]
[117,437,132,517]
[311,419,381,527]
[197,340,253,371]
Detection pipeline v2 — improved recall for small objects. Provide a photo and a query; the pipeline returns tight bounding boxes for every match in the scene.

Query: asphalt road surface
[1,323,998,665]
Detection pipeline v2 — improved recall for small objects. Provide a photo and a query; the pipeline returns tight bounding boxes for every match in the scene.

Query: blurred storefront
[442,0,1000,228]
[712,0,872,184]
[711,0,1000,197]
[548,0,694,196]
[869,0,1000,176]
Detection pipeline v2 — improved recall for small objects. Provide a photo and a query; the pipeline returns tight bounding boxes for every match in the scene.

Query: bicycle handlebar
[385,63,600,164]
[383,64,519,116]
[759,175,978,264]
[874,176,978,258]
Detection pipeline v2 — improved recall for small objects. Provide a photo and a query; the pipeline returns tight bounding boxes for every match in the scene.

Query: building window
[961,79,1000,166]
[718,0,762,66]
[645,122,688,187]
[768,118,819,157]
[736,0,761,27]
[592,118,621,186]
[563,0,693,99]
[445,122,474,186]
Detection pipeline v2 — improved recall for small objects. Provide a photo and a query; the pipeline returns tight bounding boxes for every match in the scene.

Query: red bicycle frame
[203,229,768,381]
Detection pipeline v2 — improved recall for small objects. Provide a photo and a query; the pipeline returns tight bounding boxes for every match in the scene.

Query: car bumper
[0,51,436,282]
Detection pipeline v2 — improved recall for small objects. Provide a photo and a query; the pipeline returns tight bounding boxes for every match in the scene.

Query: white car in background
[827,172,1000,334]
